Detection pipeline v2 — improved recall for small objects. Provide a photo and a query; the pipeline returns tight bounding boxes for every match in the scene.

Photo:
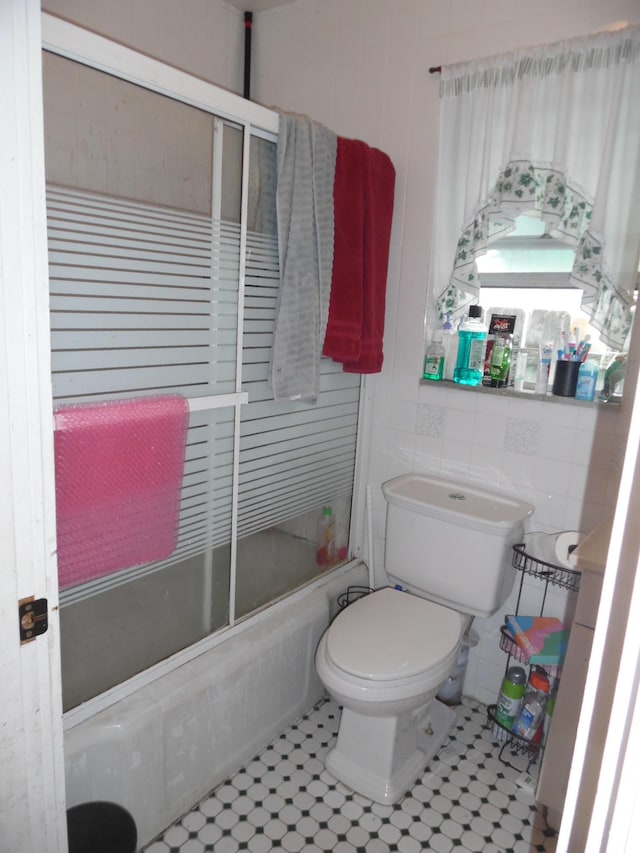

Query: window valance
[431,26,640,350]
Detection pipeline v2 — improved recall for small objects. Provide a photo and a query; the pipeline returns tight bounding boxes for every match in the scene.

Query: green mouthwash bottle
[489,334,512,387]
[453,305,486,386]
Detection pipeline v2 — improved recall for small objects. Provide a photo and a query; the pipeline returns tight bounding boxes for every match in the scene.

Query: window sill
[419,378,622,408]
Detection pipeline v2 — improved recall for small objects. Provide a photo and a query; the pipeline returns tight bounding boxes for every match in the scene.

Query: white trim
[558,316,640,847]
[1,2,66,850]
[479,272,573,288]
[54,392,248,427]
[351,375,375,561]
[190,392,248,411]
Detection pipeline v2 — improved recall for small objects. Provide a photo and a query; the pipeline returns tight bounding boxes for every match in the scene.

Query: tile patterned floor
[143,697,558,852]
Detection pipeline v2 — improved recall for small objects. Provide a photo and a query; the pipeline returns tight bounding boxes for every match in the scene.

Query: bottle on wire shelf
[493,665,527,741]
[512,669,550,740]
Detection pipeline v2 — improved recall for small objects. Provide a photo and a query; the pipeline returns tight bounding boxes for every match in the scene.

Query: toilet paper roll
[553,530,585,570]
[525,530,585,569]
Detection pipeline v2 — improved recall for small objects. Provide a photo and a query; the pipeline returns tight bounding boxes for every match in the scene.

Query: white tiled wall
[42,0,640,703]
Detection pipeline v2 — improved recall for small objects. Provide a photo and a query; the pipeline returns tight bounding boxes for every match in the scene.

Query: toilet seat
[326,587,461,682]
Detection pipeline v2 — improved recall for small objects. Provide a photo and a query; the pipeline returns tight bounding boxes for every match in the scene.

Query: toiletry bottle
[316,505,336,566]
[489,334,512,388]
[441,312,458,381]
[493,665,527,740]
[575,359,598,402]
[512,669,549,740]
[423,331,445,381]
[535,342,554,395]
[601,354,626,401]
[453,305,487,386]
[509,334,520,387]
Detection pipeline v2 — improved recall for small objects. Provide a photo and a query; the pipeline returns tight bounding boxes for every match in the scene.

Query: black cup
[552,360,580,397]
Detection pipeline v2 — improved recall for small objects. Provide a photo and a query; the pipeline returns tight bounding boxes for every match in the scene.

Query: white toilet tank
[382,474,534,617]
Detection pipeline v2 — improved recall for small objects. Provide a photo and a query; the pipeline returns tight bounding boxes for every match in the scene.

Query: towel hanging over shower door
[323,137,396,374]
[54,394,189,589]
[272,113,395,400]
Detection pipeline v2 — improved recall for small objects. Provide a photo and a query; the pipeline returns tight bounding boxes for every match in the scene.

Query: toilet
[315,473,533,805]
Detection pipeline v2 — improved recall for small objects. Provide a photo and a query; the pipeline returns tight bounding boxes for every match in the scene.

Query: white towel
[271,113,337,401]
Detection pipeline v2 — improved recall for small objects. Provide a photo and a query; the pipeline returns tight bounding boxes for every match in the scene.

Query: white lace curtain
[430,26,640,349]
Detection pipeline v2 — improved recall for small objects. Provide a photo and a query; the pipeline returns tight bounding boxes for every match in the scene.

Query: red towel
[54,395,189,589]
[323,138,395,373]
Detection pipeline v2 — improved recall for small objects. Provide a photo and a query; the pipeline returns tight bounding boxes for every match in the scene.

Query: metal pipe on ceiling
[244,12,253,99]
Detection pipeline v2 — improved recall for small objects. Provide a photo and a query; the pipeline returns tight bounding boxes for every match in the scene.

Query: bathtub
[63,561,368,847]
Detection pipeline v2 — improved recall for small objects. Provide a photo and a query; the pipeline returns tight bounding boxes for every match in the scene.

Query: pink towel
[323,138,395,373]
[54,395,189,589]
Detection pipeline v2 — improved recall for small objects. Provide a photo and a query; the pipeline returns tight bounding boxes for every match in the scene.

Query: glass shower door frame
[44,13,280,720]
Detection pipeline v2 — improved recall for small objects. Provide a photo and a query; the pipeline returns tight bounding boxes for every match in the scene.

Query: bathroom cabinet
[487,543,582,768]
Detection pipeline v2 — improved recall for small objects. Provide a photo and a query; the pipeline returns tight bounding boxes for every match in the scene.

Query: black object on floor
[67,801,137,853]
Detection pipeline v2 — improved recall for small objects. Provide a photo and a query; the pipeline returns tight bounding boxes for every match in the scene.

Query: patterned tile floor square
[143,697,558,852]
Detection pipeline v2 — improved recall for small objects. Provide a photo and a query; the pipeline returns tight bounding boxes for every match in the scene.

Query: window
[475,216,635,394]
[428,28,640,359]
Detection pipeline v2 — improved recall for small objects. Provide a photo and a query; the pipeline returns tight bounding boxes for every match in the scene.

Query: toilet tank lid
[382,474,533,531]
[326,588,461,681]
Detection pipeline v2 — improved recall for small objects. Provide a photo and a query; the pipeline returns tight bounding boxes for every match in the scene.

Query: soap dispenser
[423,331,445,381]
[441,311,458,381]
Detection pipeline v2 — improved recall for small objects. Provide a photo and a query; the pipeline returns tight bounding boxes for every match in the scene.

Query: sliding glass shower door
[44,46,358,712]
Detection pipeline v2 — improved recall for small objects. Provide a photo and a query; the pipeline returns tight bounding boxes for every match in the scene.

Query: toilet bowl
[315,473,534,805]
[315,587,462,804]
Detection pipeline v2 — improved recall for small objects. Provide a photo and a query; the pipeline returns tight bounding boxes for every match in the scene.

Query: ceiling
[224,0,298,13]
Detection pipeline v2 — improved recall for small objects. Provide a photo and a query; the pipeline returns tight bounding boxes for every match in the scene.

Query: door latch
[19,596,49,644]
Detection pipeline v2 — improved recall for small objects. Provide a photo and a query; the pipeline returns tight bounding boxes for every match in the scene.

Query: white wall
[250,0,640,702]
[41,0,640,703]
[42,0,245,95]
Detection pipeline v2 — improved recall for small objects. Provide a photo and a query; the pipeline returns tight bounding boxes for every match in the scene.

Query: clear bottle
[453,305,487,386]
[600,354,626,401]
[512,669,550,740]
[509,334,521,388]
[441,312,458,381]
[423,331,445,381]
[575,359,598,401]
[493,665,527,741]
[316,505,336,566]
